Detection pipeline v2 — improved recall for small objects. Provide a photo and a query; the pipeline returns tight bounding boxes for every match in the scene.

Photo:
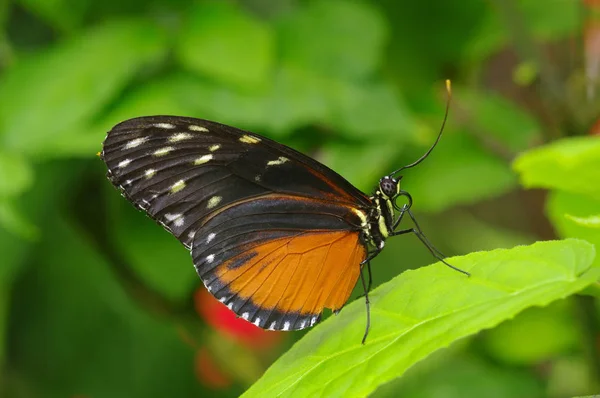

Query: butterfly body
[101,110,465,340]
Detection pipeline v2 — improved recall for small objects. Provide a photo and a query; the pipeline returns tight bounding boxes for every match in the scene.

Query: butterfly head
[378,175,400,199]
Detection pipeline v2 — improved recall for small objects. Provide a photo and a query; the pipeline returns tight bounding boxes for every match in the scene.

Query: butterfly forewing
[101,116,370,330]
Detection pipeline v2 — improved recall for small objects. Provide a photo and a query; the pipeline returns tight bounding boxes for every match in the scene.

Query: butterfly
[100,80,468,343]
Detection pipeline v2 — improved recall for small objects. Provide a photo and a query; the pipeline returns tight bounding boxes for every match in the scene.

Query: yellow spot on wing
[267,156,289,166]
[169,132,192,142]
[207,196,222,209]
[189,125,209,132]
[124,137,148,149]
[239,135,261,144]
[194,154,213,165]
[155,123,175,129]
[153,146,174,156]
[171,180,186,193]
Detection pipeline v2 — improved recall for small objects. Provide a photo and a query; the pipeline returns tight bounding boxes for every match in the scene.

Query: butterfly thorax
[363,176,400,250]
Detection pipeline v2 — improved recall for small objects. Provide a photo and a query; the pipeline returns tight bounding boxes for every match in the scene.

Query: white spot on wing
[208,144,221,152]
[193,154,213,165]
[253,318,261,327]
[206,254,215,263]
[254,175,261,182]
[207,196,222,209]
[267,156,289,166]
[242,312,249,320]
[219,297,226,303]
[153,146,174,156]
[239,135,261,144]
[227,302,234,310]
[207,285,213,292]
[206,233,216,244]
[299,320,307,329]
[168,132,192,142]
[170,179,186,193]
[269,321,277,330]
[165,213,184,227]
[310,316,318,326]
[118,159,131,168]
[124,137,148,149]
[283,321,291,331]
[189,125,209,132]
[155,122,175,129]
[144,168,156,178]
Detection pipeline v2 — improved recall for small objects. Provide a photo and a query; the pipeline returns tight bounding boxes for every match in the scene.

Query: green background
[1,0,599,397]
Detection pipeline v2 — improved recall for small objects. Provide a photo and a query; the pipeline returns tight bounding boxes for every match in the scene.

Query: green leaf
[565,214,600,229]
[546,191,600,266]
[402,132,516,212]
[0,151,32,197]
[513,136,600,200]
[176,2,274,88]
[243,239,597,398]
[457,87,542,152]
[278,0,387,80]
[0,19,168,157]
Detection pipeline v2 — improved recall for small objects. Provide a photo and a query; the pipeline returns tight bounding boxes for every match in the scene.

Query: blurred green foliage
[0,0,599,397]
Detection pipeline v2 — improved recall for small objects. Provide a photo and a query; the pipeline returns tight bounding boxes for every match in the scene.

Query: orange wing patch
[215,231,366,316]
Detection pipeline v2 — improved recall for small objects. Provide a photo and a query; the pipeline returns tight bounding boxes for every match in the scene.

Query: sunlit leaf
[513,136,600,200]
[243,239,597,397]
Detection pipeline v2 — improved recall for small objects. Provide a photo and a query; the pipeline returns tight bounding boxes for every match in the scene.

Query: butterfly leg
[391,209,470,276]
[355,257,374,301]
[359,262,371,345]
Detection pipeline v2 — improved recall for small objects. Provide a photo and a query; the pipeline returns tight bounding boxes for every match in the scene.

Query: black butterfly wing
[101,116,370,247]
[101,116,371,330]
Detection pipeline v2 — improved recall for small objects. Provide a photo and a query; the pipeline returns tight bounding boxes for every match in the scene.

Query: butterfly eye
[379,176,398,198]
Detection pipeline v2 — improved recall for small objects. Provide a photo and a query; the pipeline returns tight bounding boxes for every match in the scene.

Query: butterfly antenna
[390,79,452,177]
